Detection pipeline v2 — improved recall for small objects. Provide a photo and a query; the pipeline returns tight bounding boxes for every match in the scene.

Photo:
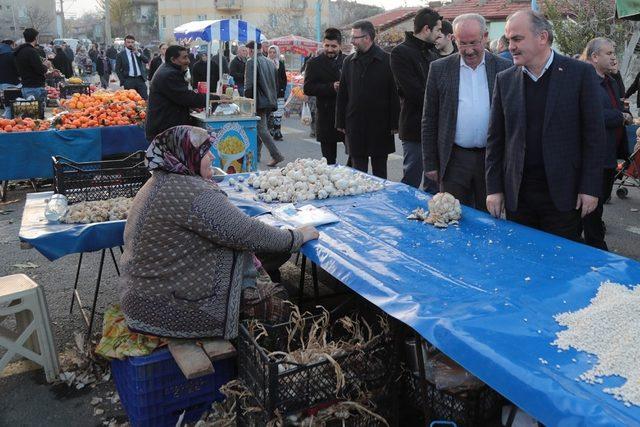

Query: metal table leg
[69,253,84,314]
[0,180,7,202]
[109,247,120,276]
[86,249,106,340]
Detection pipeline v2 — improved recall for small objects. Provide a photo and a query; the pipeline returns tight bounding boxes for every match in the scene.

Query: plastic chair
[0,274,60,382]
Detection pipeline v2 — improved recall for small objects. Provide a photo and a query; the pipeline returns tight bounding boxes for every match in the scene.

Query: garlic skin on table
[245,158,384,203]
[408,192,462,228]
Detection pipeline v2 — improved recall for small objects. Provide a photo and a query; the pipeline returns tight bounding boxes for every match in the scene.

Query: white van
[53,38,80,52]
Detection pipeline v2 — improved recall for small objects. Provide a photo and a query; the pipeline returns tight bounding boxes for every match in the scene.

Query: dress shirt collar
[459,53,486,70]
[523,50,554,82]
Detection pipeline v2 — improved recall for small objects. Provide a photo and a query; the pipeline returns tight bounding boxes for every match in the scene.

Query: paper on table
[272,204,340,227]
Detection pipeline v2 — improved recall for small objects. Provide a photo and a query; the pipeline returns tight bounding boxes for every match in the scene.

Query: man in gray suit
[485,10,604,241]
[422,13,511,209]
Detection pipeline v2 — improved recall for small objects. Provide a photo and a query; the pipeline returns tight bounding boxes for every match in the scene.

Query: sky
[66,0,423,18]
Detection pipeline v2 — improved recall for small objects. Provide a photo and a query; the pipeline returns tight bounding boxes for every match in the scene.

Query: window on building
[173,15,181,27]
[161,15,166,29]
[269,14,277,28]
[197,14,207,20]
[6,4,10,9]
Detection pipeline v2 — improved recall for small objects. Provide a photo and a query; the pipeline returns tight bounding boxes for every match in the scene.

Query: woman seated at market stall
[119,125,319,339]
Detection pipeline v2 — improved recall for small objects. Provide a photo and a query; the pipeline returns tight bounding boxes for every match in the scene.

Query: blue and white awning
[173,19,263,43]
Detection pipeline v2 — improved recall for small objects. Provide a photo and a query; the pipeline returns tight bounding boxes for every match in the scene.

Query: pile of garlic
[408,192,462,228]
[61,197,133,224]
[244,158,384,203]
[553,281,640,407]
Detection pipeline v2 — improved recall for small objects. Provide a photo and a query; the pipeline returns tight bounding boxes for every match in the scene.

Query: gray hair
[508,10,554,45]
[582,37,615,61]
[452,13,487,35]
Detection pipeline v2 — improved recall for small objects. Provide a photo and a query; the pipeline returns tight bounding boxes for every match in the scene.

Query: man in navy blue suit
[485,10,604,241]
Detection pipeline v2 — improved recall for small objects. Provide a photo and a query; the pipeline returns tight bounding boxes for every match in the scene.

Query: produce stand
[174,19,262,173]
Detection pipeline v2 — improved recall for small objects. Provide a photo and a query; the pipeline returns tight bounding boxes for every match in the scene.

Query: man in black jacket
[336,20,400,179]
[146,45,213,141]
[303,28,347,164]
[148,43,167,81]
[230,45,247,95]
[115,35,149,99]
[15,28,49,105]
[390,8,442,188]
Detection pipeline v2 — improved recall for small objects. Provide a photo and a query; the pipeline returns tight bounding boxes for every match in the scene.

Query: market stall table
[17,173,640,425]
[217,174,640,426]
[0,125,148,200]
[18,192,126,339]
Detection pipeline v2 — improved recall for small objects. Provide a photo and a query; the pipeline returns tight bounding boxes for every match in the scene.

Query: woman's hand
[297,225,319,243]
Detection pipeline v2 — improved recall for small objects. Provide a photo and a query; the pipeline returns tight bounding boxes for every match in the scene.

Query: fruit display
[290,85,305,100]
[0,117,51,133]
[67,76,84,84]
[46,86,60,100]
[53,89,147,130]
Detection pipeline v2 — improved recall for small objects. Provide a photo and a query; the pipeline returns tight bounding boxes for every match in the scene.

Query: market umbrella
[616,0,640,19]
[266,35,321,56]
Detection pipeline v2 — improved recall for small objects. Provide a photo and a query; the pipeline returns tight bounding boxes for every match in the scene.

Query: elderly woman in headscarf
[268,45,287,141]
[119,125,319,339]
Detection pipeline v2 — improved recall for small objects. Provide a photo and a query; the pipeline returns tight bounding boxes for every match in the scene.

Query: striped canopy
[174,19,262,43]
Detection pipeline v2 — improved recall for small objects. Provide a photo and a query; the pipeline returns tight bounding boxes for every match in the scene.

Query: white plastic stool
[0,274,60,382]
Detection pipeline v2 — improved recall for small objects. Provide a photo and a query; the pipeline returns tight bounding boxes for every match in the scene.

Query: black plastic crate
[60,84,91,99]
[237,313,397,420]
[52,151,150,204]
[402,371,503,427]
[238,390,396,427]
[10,99,45,119]
[46,76,66,88]
[2,88,22,107]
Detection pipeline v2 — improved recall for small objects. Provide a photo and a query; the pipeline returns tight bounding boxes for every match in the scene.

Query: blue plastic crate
[111,347,235,427]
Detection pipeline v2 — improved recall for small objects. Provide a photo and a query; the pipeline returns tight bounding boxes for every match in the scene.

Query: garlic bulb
[61,197,134,224]
[247,158,384,203]
[408,192,462,228]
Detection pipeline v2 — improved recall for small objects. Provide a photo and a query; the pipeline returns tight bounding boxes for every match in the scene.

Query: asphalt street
[0,115,639,426]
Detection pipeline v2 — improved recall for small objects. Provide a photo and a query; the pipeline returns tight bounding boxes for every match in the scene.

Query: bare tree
[23,5,54,31]
[329,0,384,28]
[96,0,136,37]
[260,5,315,39]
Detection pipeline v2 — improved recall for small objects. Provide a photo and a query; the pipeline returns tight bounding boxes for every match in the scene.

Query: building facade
[0,0,57,41]
[157,0,330,42]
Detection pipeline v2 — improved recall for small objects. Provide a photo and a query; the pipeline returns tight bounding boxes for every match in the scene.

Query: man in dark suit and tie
[422,13,511,209]
[485,10,604,241]
[115,34,149,100]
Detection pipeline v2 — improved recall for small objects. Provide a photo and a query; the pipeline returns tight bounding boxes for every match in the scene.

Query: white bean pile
[553,281,640,407]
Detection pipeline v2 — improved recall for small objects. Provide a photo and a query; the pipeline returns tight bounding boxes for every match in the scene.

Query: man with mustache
[485,10,604,241]
[422,13,511,209]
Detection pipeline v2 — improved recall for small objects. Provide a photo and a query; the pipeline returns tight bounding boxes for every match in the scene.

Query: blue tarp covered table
[0,125,147,181]
[18,175,640,425]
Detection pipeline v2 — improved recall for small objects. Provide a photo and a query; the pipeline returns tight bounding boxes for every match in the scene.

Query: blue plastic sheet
[100,125,148,156]
[18,174,640,425]
[0,125,149,181]
[0,128,101,180]
[18,192,125,260]
[222,175,640,426]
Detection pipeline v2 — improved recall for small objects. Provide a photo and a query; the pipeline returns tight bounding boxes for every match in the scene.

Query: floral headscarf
[146,126,213,176]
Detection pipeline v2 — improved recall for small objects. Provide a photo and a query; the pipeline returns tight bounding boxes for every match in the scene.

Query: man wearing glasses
[422,13,511,209]
[335,20,400,179]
